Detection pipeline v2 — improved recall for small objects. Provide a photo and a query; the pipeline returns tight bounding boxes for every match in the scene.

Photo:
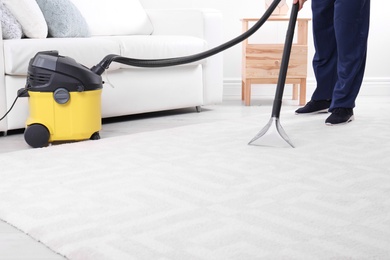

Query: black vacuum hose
[91,0,282,75]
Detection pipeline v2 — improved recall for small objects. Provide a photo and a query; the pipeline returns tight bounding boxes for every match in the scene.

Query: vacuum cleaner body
[24,51,103,148]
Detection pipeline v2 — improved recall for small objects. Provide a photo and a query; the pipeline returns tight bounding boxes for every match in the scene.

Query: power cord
[0,88,28,122]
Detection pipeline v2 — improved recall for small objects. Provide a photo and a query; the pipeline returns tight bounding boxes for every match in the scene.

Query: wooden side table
[241,17,311,106]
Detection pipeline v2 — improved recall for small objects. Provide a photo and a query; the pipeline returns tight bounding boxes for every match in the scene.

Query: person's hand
[293,0,307,11]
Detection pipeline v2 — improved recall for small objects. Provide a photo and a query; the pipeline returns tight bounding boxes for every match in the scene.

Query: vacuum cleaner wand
[248,2,299,148]
[90,0,282,75]
[271,2,299,119]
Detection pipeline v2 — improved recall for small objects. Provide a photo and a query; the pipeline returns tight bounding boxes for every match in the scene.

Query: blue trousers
[310,0,370,111]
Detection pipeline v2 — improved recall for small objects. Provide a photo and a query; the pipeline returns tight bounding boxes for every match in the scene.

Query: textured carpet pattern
[1,110,390,260]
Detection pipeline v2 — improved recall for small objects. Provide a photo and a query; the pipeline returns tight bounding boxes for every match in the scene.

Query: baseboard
[223,77,390,101]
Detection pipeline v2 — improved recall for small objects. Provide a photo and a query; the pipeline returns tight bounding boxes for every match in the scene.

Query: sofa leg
[0,131,7,137]
[195,106,202,113]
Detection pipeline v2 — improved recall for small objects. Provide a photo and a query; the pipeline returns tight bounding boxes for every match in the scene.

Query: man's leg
[330,0,370,111]
[295,0,336,114]
[311,0,338,101]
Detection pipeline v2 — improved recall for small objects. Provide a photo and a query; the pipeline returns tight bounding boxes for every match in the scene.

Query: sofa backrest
[69,0,154,36]
[1,0,154,39]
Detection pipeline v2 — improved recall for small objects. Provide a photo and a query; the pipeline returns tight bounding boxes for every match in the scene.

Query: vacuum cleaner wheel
[24,124,50,148]
[90,132,100,140]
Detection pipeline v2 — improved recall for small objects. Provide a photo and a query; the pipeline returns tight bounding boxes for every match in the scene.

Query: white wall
[140,0,390,98]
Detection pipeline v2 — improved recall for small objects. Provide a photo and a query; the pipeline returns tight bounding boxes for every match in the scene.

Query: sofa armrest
[0,26,4,78]
[146,8,223,49]
[145,9,224,105]
[0,26,8,132]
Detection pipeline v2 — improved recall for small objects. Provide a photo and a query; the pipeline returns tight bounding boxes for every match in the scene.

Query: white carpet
[1,109,390,260]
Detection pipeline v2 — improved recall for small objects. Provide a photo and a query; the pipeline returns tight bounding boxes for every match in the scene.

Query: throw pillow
[0,1,23,39]
[35,0,90,38]
[2,0,47,38]
[69,0,153,36]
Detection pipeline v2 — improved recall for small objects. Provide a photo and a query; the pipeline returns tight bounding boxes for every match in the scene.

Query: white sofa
[0,0,223,134]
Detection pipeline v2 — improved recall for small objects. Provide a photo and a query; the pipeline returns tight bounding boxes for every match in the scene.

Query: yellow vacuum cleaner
[23,51,103,148]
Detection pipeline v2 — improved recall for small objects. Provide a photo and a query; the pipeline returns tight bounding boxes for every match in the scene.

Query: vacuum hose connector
[91,0,282,75]
[91,54,121,75]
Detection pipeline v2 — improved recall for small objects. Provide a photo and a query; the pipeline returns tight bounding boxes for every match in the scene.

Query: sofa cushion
[69,0,153,36]
[0,1,23,39]
[35,0,90,38]
[3,35,206,75]
[2,0,48,38]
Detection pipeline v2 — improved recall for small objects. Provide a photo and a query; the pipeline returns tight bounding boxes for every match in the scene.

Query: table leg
[244,79,251,106]
[299,78,306,105]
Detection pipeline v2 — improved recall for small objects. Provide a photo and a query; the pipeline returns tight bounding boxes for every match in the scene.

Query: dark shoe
[325,108,354,125]
[295,100,331,114]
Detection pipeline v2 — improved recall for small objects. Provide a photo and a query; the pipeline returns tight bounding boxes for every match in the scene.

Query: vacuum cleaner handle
[90,0,282,75]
